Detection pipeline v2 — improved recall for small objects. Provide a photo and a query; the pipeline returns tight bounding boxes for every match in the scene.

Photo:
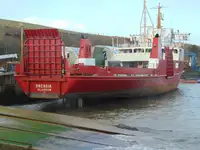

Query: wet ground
[12,83,200,149]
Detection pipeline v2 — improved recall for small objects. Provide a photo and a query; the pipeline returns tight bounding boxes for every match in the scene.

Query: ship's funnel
[78,36,92,59]
[78,35,95,66]
[150,34,161,59]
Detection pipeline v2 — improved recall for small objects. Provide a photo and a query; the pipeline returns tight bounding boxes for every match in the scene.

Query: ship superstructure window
[108,61,121,67]
[137,48,142,53]
[121,61,148,68]
[173,49,178,54]
[179,49,182,60]
[161,48,165,59]
[133,48,143,53]
[143,62,148,68]
[122,62,138,67]
[146,48,152,52]
[119,49,132,53]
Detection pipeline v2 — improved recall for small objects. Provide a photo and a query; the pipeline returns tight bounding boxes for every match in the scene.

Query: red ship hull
[66,73,181,100]
[15,72,182,100]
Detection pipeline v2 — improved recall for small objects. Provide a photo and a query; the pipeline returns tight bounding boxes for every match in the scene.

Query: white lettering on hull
[35,84,52,92]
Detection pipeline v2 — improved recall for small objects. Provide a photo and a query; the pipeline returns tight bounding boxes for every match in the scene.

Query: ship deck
[0,106,147,150]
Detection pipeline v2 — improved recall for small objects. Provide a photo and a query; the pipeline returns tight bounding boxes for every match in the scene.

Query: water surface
[15,84,200,149]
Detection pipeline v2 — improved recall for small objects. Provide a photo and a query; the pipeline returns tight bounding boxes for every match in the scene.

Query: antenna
[172,30,191,47]
[140,0,154,46]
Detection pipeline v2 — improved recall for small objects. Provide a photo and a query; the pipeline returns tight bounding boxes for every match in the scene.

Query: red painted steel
[68,65,156,76]
[23,28,64,76]
[24,28,60,38]
[165,47,174,77]
[150,36,159,58]
[180,79,197,84]
[15,28,184,100]
[78,39,92,58]
[66,74,181,96]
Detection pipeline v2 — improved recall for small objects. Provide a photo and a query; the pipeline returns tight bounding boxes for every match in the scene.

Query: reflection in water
[14,84,200,149]
[58,89,182,121]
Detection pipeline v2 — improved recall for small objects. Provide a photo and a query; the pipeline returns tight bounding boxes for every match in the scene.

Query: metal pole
[20,23,23,62]
[116,37,118,47]
[143,0,147,46]
[20,23,24,73]
[111,36,114,46]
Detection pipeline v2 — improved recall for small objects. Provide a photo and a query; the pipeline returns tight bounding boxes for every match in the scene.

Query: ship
[14,28,184,107]
[14,3,185,108]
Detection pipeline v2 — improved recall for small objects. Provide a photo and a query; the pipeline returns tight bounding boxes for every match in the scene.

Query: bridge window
[119,49,132,53]
[146,48,152,52]
[141,49,144,52]
[126,49,132,53]
[133,48,145,53]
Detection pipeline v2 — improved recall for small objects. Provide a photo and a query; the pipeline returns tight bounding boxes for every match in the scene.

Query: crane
[184,52,197,71]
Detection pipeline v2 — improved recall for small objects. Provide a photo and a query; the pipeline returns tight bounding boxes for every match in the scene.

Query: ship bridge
[110,47,152,62]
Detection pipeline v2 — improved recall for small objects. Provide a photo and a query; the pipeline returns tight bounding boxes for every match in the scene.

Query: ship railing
[21,61,162,77]
[67,64,160,76]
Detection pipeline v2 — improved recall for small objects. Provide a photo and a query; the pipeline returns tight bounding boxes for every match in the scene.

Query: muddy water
[14,83,200,149]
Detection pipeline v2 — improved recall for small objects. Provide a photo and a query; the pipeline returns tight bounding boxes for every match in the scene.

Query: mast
[151,3,166,46]
[140,0,154,47]
[152,3,190,47]
[157,3,162,29]
[143,0,147,44]
[151,3,166,34]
